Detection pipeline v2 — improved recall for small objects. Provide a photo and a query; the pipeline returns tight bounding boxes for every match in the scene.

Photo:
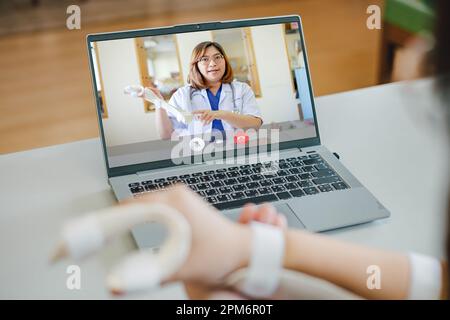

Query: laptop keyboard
[128,153,349,210]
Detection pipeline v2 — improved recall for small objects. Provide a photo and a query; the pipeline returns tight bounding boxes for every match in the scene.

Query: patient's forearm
[283,230,411,299]
[220,112,262,130]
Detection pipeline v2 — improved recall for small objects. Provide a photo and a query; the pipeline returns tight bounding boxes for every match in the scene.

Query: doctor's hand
[144,86,164,100]
[192,109,228,125]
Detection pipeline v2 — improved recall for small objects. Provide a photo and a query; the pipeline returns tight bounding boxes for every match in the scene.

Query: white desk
[1,79,448,299]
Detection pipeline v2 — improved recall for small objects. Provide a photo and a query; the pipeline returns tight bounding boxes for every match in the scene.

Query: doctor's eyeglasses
[197,54,224,65]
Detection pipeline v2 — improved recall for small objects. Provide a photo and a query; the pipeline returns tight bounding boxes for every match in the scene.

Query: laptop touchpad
[223,203,305,229]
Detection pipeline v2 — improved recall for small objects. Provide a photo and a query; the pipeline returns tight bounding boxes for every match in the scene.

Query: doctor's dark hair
[187,41,234,90]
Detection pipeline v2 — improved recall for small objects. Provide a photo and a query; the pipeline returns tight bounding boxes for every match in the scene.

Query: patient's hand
[130,184,252,286]
[184,202,287,299]
[130,185,287,295]
[239,203,287,228]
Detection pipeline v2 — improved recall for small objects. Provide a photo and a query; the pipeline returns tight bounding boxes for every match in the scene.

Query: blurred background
[0,0,435,154]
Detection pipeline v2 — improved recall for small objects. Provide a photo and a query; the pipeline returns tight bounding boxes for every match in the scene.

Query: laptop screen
[88,17,318,171]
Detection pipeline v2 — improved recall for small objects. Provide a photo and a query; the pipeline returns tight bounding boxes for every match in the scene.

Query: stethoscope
[189,82,241,115]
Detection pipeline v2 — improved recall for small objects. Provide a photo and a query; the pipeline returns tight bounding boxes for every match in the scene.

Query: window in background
[212,28,261,97]
[135,35,184,112]
[91,42,108,118]
[283,22,313,122]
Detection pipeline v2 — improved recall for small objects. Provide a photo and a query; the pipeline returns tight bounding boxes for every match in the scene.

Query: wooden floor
[0,0,383,154]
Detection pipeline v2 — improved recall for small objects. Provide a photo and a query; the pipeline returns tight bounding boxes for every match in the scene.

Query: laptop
[86,15,390,249]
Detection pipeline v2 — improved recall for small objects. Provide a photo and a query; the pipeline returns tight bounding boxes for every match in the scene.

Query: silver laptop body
[86,15,390,249]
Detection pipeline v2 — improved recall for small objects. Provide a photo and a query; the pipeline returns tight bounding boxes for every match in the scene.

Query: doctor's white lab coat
[167,80,262,137]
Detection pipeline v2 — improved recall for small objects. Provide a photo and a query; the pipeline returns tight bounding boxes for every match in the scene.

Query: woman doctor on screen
[148,41,263,140]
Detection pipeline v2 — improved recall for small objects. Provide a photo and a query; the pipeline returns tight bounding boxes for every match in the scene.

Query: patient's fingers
[238,203,287,228]
[238,203,258,224]
[255,203,278,224]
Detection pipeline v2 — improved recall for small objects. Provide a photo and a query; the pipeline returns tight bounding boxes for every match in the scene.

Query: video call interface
[90,22,317,168]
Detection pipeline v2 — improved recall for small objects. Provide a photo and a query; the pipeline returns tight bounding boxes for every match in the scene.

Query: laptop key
[219,186,233,194]
[272,177,286,184]
[285,182,298,190]
[130,186,144,193]
[299,173,312,180]
[308,153,320,158]
[237,176,251,184]
[224,178,237,186]
[129,182,140,188]
[228,167,239,171]
[277,192,292,200]
[216,194,231,202]
[192,172,203,177]
[318,184,333,192]
[289,168,301,174]
[200,176,212,182]
[239,169,253,175]
[214,194,278,210]
[233,184,246,192]
[271,185,286,193]
[278,170,290,176]
[210,181,224,188]
[204,170,215,175]
[303,158,321,165]
[311,169,335,178]
[145,184,158,191]
[206,197,217,204]
[141,180,153,185]
[252,167,263,173]
[315,163,329,170]
[213,173,226,180]
[167,176,178,181]
[154,178,166,183]
[206,189,218,196]
[216,168,227,173]
[231,192,245,200]
[302,166,316,172]
[226,171,240,178]
[332,182,349,190]
[261,170,277,178]
[279,163,291,169]
[298,181,313,188]
[180,174,190,178]
[196,183,209,190]
[304,187,319,195]
[290,161,303,168]
[250,174,263,181]
[257,187,271,194]
[290,189,305,197]
[286,175,299,182]
[259,179,273,186]
[246,182,260,189]
[244,190,259,197]
[312,176,341,185]
[159,182,171,188]
[186,178,199,184]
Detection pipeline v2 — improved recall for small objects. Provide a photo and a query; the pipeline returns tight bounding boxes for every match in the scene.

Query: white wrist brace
[227,222,285,298]
[407,252,442,300]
